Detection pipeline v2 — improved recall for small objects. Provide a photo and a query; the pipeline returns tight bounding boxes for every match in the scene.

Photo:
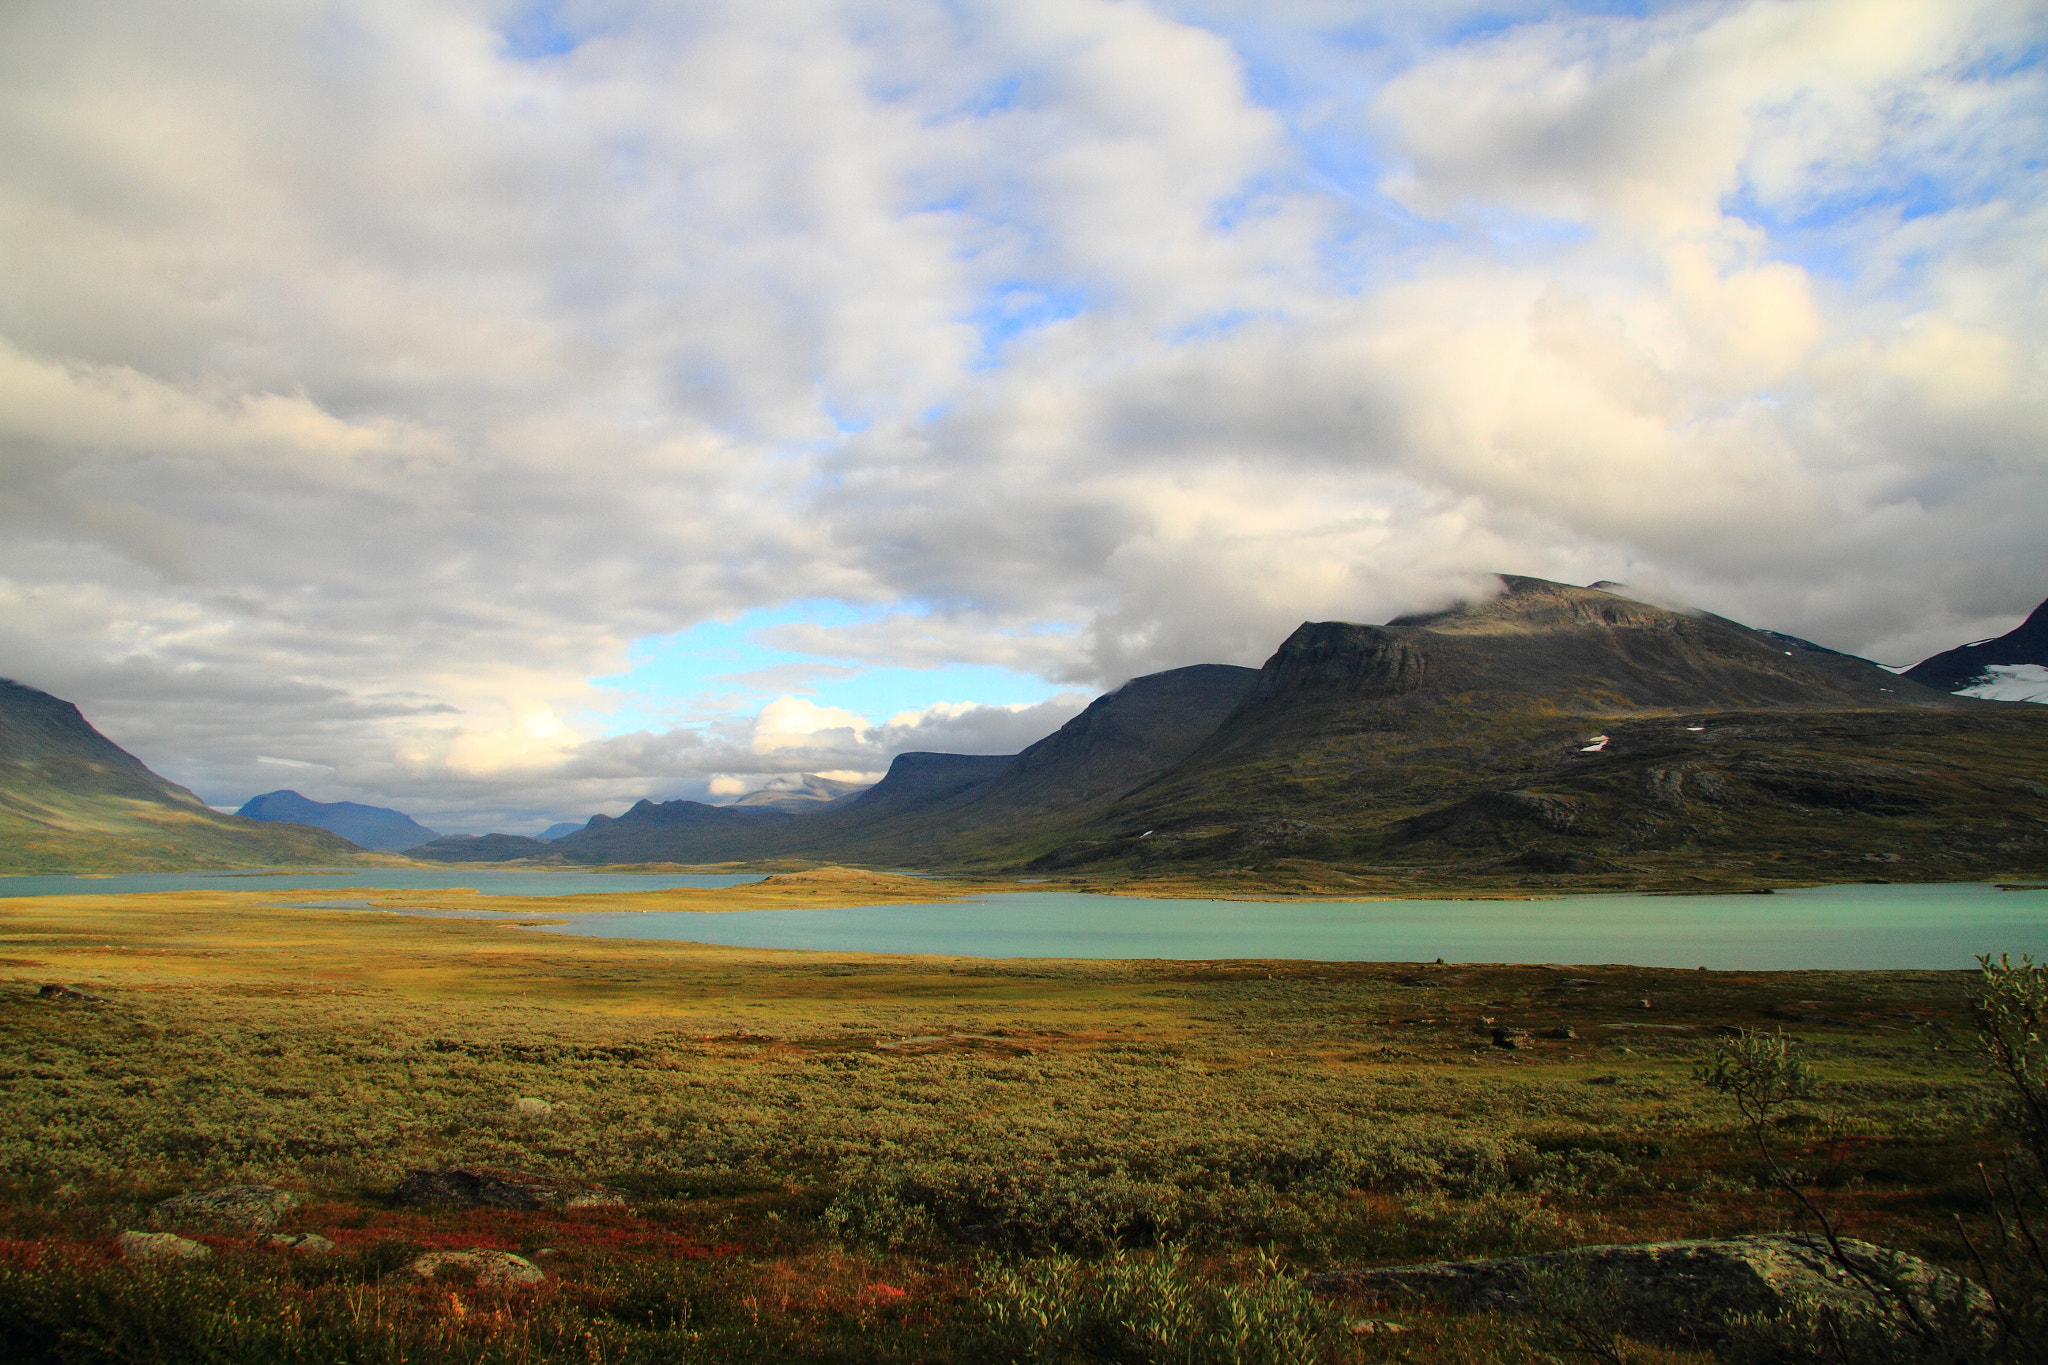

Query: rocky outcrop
[118,1230,210,1262]
[150,1184,299,1232]
[392,1166,630,1211]
[407,1248,545,1286]
[1308,1234,1989,1351]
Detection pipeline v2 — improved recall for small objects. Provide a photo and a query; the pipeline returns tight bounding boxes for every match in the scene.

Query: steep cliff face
[1244,624,1428,702]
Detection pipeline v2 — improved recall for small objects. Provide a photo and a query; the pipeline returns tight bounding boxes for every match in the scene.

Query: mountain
[541,664,1262,868]
[236,789,439,852]
[1904,595,2048,698]
[547,798,796,863]
[0,678,369,873]
[765,664,1264,866]
[537,822,586,840]
[406,833,556,862]
[311,577,2048,884]
[733,773,875,812]
[1025,577,2048,881]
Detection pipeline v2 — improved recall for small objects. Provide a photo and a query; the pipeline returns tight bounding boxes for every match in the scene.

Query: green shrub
[975,1245,1350,1365]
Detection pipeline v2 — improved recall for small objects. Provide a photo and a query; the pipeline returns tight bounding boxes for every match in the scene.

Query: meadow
[0,873,2038,1362]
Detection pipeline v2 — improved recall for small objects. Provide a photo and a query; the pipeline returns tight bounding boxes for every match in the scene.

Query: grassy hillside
[0,679,374,873]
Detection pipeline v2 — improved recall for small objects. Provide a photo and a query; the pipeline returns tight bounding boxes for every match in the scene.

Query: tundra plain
[0,872,2033,1362]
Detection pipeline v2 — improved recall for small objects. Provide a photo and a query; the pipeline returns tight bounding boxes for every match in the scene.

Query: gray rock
[1308,1234,1989,1351]
[265,1232,336,1254]
[392,1166,630,1211]
[408,1248,546,1286]
[510,1096,554,1117]
[119,1230,210,1262]
[151,1184,299,1232]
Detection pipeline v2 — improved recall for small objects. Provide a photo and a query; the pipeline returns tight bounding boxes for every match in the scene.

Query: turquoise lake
[3,871,2042,968]
[529,882,2048,969]
[0,870,767,897]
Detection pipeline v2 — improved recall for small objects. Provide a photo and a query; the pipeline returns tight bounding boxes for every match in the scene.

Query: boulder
[509,1097,554,1117]
[38,984,103,1003]
[265,1232,336,1254]
[392,1166,630,1211]
[151,1184,299,1232]
[118,1230,209,1262]
[407,1248,546,1287]
[1308,1235,1988,1351]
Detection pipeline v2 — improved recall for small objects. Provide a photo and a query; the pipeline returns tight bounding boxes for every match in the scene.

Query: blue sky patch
[500,1,580,59]
[587,601,1082,736]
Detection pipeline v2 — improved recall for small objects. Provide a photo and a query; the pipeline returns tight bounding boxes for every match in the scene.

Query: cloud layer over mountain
[1,0,2041,830]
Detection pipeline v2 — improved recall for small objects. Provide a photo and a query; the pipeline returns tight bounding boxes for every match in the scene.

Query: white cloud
[0,0,2041,830]
[750,697,873,753]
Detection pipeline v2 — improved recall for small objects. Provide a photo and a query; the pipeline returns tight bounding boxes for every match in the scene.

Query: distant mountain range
[404,578,2048,884]
[8,581,2047,880]
[236,789,439,851]
[0,679,367,873]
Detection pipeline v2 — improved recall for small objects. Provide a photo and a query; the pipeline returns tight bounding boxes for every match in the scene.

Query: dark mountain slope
[547,796,799,864]
[0,679,369,873]
[786,664,1262,867]
[1030,578,2047,880]
[238,789,439,852]
[1904,595,2048,692]
[962,665,1260,820]
[407,833,556,862]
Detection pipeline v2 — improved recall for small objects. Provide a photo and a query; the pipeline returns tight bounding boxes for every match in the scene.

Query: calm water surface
[0,869,767,897]
[533,882,2048,969]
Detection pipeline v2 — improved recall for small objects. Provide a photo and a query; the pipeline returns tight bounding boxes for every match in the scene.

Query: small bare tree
[1694,955,2048,1363]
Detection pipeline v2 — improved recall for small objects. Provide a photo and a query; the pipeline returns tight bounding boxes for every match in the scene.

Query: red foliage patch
[285,1203,737,1260]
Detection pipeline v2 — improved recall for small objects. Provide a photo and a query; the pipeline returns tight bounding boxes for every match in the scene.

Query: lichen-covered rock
[392,1166,629,1211]
[407,1248,545,1287]
[509,1096,554,1117]
[264,1232,335,1254]
[118,1230,210,1262]
[1308,1234,1989,1351]
[151,1184,299,1232]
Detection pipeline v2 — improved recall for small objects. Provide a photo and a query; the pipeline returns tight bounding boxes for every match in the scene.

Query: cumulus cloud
[0,0,2042,830]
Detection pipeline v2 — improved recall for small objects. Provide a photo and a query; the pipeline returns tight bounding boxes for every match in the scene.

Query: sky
[1,0,2043,834]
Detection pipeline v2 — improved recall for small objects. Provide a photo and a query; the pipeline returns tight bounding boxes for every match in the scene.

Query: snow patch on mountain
[1956,665,2048,704]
